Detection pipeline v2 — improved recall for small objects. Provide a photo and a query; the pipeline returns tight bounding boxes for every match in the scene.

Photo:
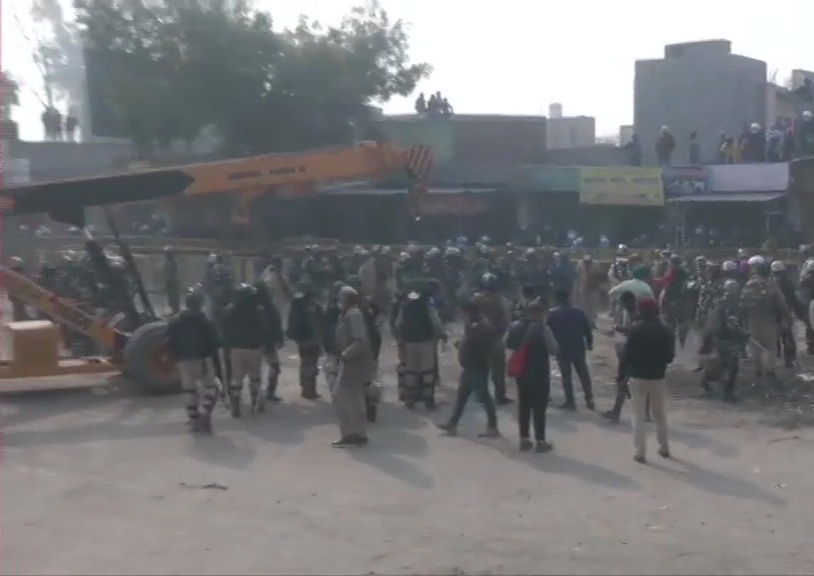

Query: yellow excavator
[0,141,433,394]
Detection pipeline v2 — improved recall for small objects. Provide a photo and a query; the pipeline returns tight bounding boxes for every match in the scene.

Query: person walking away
[254,281,284,403]
[770,260,803,368]
[602,290,648,423]
[655,254,690,348]
[396,288,444,410]
[506,301,559,452]
[221,284,269,417]
[163,246,181,315]
[550,251,577,300]
[700,280,748,402]
[619,297,675,463]
[576,254,603,325]
[259,257,293,318]
[474,273,513,404]
[332,286,374,447]
[166,289,222,434]
[513,285,538,320]
[286,279,325,399]
[740,256,790,383]
[437,301,500,438]
[546,289,595,410]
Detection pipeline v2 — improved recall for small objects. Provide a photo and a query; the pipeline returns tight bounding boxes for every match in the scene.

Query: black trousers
[517,376,550,441]
[557,352,594,404]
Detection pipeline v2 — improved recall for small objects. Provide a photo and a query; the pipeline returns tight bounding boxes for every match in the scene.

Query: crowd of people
[10,237,814,459]
[414,91,454,118]
[623,110,814,166]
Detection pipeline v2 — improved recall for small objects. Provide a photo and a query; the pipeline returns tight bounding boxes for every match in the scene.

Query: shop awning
[668,192,786,203]
[320,186,501,196]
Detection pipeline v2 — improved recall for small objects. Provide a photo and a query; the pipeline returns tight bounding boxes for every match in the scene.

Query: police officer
[221,284,268,417]
[166,289,223,433]
[395,286,444,410]
[700,279,748,402]
[474,273,512,404]
[346,275,383,422]
[164,246,180,315]
[286,278,325,399]
[741,256,790,382]
[797,258,814,354]
[254,281,284,403]
[770,260,801,368]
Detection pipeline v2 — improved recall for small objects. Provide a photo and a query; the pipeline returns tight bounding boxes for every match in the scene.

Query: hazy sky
[3,0,812,141]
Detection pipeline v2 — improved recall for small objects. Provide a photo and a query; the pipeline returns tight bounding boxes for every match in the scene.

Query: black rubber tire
[123,320,181,395]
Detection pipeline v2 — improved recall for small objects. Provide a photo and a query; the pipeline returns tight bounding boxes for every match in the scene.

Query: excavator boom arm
[184,142,430,196]
[0,142,433,225]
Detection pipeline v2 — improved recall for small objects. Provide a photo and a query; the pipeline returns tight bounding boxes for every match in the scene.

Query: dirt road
[3,320,814,575]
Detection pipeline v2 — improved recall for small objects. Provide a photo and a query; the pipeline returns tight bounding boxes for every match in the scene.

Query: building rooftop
[382,113,547,123]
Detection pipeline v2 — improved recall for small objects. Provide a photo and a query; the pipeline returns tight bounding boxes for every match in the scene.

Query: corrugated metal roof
[668,192,786,203]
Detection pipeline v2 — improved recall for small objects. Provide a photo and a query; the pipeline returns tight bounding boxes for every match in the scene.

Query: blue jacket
[550,263,577,293]
[546,304,593,356]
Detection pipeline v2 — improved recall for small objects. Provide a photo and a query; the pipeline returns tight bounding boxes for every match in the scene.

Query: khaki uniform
[576,259,604,321]
[474,291,511,401]
[741,276,789,375]
[396,305,443,407]
[333,306,375,439]
[178,358,220,419]
[229,348,264,406]
[260,266,293,316]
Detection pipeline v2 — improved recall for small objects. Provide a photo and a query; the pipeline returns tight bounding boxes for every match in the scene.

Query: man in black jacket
[222,284,269,417]
[619,297,676,463]
[437,301,500,438]
[506,301,559,452]
[166,290,223,434]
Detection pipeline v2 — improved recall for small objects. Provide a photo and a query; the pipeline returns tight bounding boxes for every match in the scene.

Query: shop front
[665,163,792,248]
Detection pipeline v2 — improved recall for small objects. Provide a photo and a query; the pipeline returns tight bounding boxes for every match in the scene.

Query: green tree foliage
[75,0,431,156]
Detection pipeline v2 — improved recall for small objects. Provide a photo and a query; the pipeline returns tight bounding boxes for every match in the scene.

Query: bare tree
[30,0,85,109]
[12,8,58,109]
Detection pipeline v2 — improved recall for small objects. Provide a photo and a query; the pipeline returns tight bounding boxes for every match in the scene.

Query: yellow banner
[578,167,664,206]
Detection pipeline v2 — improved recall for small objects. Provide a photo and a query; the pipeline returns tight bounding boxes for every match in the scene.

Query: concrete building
[634,40,767,165]
[619,125,635,145]
[766,84,800,129]
[545,103,596,149]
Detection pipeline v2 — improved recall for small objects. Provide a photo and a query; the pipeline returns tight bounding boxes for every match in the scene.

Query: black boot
[266,367,282,403]
[197,410,213,434]
[366,403,377,423]
[230,395,242,418]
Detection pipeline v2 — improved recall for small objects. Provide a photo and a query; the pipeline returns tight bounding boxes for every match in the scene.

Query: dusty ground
[3,310,814,575]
